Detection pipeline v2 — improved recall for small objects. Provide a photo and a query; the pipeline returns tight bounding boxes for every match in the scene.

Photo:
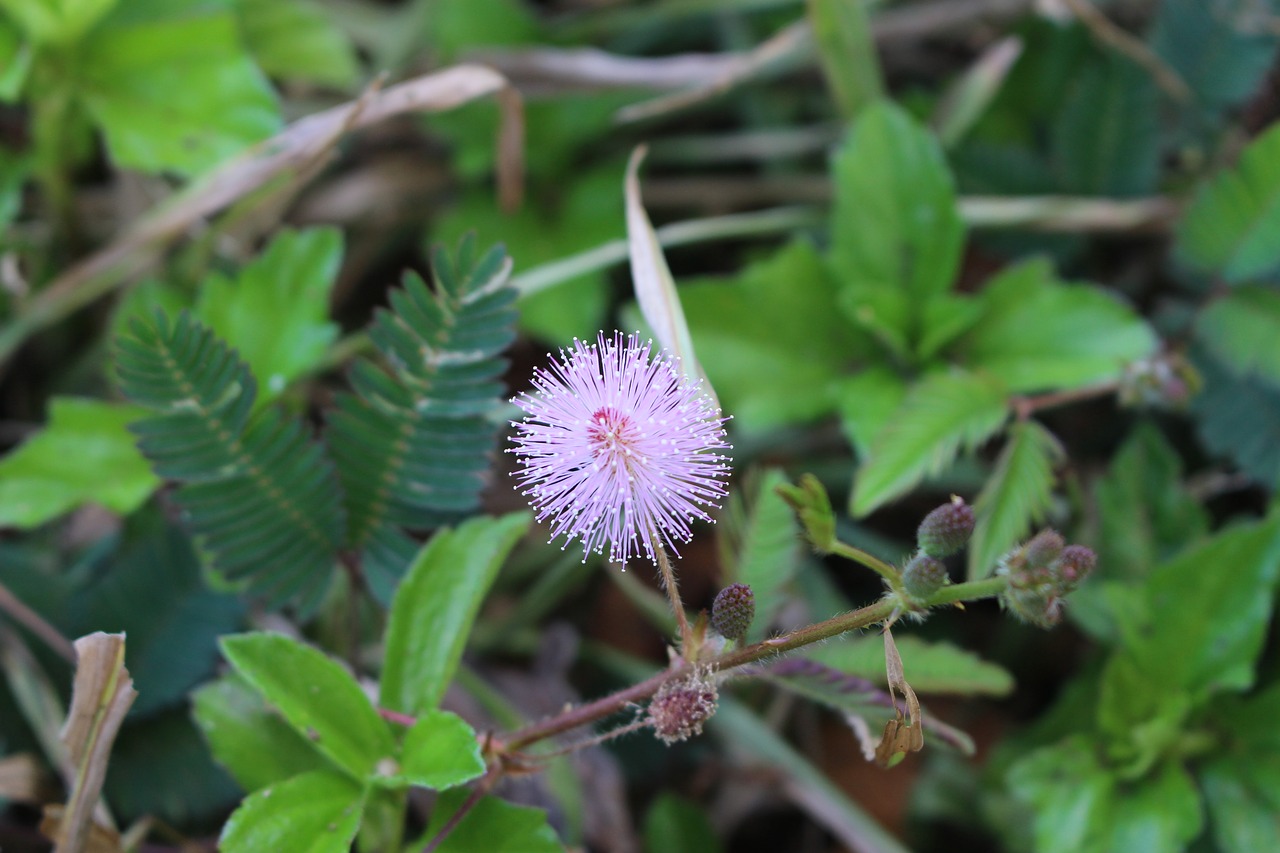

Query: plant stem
[652,542,693,654]
[829,541,904,593]
[0,579,76,664]
[925,575,1006,606]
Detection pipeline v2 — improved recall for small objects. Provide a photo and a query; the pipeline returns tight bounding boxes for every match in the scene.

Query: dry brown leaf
[40,804,122,853]
[876,627,923,768]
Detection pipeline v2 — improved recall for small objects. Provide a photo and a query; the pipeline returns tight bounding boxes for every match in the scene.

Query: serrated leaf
[1177,122,1280,283]
[219,769,365,853]
[1191,347,1280,485]
[422,789,562,853]
[967,420,1063,581]
[1151,0,1280,115]
[831,101,963,306]
[959,258,1156,392]
[0,397,158,528]
[852,370,1008,516]
[236,0,359,88]
[379,513,530,715]
[196,228,341,405]
[79,0,281,176]
[221,633,394,781]
[1200,685,1280,853]
[1122,514,1280,699]
[836,366,908,460]
[1196,285,1280,384]
[390,711,484,791]
[807,634,1013,696]
[724,469,801,642]
[192,673,329,794]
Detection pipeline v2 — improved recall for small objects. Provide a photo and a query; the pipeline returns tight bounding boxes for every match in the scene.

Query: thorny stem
[652,540,693,654]
[500,575,1010,753]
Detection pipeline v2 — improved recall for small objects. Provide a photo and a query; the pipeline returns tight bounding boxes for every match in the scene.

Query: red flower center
[587,407,637,464]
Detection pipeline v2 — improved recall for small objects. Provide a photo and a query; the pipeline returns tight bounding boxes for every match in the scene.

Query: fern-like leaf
[328,236,518,594]
[115,311,345,610]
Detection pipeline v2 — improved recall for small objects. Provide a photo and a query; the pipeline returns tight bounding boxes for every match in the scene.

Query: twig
[0,579,76,664]
[422,768,501,853]
[1060,0,1192,101]
[1011,382,1120,420]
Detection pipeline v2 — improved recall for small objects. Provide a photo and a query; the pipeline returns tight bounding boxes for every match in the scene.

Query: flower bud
[902,553,948,601]
[710,583,755,642]
[1023,529,1065,569]
[1052,545,1096,593]
[648,669,718,744]
[917,498,975,558]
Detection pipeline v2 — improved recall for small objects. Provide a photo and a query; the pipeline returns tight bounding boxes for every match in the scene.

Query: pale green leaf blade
[237,0,359,88]
[852,370,1008,516]
[837,366,908,460]
[1176,122,1280,283]
[394,711,484,791]
[807,634,1013,696]
[192,673,330,793]
[195,227,341,403]
[220,633,394,780]
[0,397,159,528]
[1196,285,1280,384]
[80,0,281,176]
[967,420,1064,581]
[379,512,531,714]
[219,769,365,853]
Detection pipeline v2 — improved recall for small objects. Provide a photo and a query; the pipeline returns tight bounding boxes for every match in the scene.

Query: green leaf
[831,100,964,349]
[836,367,908,460]
[236,0,359,88]
[1200,686,1280,853]
[195,228,340,404]
[1123,514,1280,698]
[1050,53,1158,196]
[643,794,723,853]
[808,634,1014,696]
[959,258,1156,392]
[1151,0,1280,115]
[392,711,484,791]
[379,512,530,715]
[1177,122,1280,283]
[807,0,882,118]
[422,789,561,853]
[723,469,802,643]
[0,0,117,44]
[219,769,365,853]
[852,370,1008,516]
[1197,286,1280,384]
[674,240,859,433]
[1010,738,1202,853]
[192,673,330,794]
[0,17,32,100]
[1191,348,1280,485]
[221,632,395,780]
[967,420,1063,581]
[79,0,280,176]
[0,397,159,528]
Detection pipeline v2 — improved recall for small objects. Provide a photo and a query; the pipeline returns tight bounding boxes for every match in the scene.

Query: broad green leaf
[195,228,341,403]
[852,370,1008,516]
[380,513,530,715]
[0,17,32,101]
[79,0,280,176]
[674,240,859,432]
[0,397,159,528]
[219,769,365,853]
[831,101,964,319]
[1200,686,1280,853]
[959,258,1156,392]
[192,673,330,793]
[422,790,562,853]
[1177,122,1280,283]
[220,633,394,780]
[837,367,908,459]
[1191,348,1280,485]
[1009,738,1203,853]
[967,420,1063,581]
[0,0,117,44]
[73,523,243,716]
[808,634,1013,697]
[1051,53,1158,197]
[424,0,538,59]
[236,0,358,88]
[1123,514,1280,698]
[1151,0,1280,115]
[391,711,484,791]
[807,0,882,119]
[1197,286,1280,384]
[1095,652,1192,776]
[644,794,723,853]
[724,469,802,643]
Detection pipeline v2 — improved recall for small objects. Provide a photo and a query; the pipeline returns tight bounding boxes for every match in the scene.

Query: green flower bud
[710,583,755,642]
[917,498,975,558]
[903,553,948,601]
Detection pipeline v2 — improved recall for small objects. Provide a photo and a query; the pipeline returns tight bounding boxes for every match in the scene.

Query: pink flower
[508,332,732,565]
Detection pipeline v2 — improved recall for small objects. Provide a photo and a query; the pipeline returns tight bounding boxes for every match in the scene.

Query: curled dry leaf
[876,627,923,768]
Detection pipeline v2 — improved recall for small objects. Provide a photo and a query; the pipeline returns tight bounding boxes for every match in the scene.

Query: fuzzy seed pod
[903,553,948,601]
[1052,545,1096,592]
[917,498,975,558]
[711,583,755,641]
[1023,529,1066,569]
[648,669,718,744]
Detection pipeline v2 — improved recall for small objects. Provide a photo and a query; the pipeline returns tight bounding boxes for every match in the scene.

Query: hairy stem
[652,541,692,654]
[829,541,905,594]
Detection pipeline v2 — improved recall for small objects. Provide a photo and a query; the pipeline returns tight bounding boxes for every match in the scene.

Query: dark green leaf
[236,0,359,88]
[79,0,280,176]
[192,673,330,794]
[1200,686,1280,853]
[219,769,365,853]
[195,228,342,404]
[644,794,723,853]
[0,397,158,528]
[391,711,484,791]
[1177,122,1280,283]
[1151,0,1280,115]
[379,513,530,715]
[422,789,561,853]
[1196,285,1280,384]
[221,632,395,780]
[968,420,1063,581]
[1191,348,1280,484]
[852,370,1008,516]
[723,469,802,642]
